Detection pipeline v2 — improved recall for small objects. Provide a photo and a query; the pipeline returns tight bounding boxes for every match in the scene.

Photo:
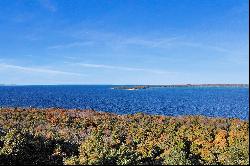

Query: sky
[0,0,249,85]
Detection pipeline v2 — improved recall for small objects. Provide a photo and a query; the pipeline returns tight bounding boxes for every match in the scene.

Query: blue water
[0,85,249,119]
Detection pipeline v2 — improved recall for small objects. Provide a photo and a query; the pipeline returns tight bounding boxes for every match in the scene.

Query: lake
[0,85,248,119]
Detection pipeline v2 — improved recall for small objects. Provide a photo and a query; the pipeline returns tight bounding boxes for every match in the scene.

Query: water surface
[0,85,248,119]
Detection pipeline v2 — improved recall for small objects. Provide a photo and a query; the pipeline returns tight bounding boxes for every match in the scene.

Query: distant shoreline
[112,84,249,90]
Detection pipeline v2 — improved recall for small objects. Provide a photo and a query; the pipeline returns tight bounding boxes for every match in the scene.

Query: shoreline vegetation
[112,84,249,90]
[0,108,248,165]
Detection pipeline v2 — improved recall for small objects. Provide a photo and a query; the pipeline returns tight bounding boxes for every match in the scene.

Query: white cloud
[118,37,179,48]
[48,29,237,54]
[48,41,94,49]
[74,62,176,75]
[178,42,232,53]
[0,63,86,76]
[48,29,180,50]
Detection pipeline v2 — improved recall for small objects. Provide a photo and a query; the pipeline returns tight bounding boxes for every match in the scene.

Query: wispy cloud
[80,31,180,49]
[48,29,180,50]
[118,37,179,48]
[0,63,85,76]
[178,42,233,53]
[39,0,57,12]
[48,30,237,54]
[72,62,176,75]
[48,41,94,49]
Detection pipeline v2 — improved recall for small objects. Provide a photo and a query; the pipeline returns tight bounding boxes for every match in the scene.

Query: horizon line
[0,83,249,86]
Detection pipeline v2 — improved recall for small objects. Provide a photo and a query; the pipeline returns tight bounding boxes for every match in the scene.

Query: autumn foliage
[0,108,248,165]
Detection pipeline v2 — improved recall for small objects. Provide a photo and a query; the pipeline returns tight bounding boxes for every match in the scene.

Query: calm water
[0,85,249,119]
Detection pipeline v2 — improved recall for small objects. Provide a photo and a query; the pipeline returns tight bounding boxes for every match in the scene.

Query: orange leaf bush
[0,108,248,165]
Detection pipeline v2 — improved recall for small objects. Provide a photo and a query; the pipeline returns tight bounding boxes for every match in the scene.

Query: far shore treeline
[0,108,248,165]
[112,84,249,90]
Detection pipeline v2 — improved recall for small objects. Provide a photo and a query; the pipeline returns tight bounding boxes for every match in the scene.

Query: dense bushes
[0,108,249,165]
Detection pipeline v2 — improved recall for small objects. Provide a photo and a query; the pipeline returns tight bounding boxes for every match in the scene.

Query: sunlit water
[0,85,248,119]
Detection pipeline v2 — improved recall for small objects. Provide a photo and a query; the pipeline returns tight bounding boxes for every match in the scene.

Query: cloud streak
[49,30,237,54]
[48,30,180,49]
[178,42,233,53]
[0,63,85,76]
[73,63,175,75]
[48,41,94,49]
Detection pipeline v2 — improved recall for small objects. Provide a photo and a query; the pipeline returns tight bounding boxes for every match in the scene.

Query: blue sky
[0,0,248,85]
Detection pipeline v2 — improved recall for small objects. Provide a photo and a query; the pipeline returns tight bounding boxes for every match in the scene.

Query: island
[112,84,249,90]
